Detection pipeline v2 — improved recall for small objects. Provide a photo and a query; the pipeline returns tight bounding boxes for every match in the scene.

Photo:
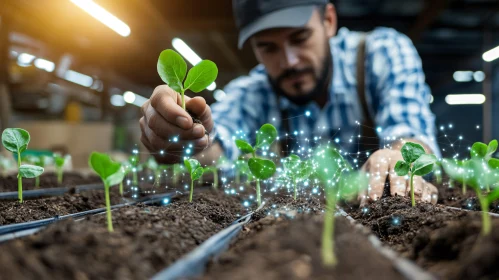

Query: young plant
[394,142,437,207]
[282,154,314,200]
[172,163,185,185]
[470,140,498,192]
[203,166,218,189]
[129,154,139,186]
[235,123,277,206]
[89,152,125,232]
[184,158,204,202]
[2,128,44,202]
[54,154,66,184]
[157,49,218,111]
[33,156,50,188]
[146,156,160,186]
[313,146,368,266]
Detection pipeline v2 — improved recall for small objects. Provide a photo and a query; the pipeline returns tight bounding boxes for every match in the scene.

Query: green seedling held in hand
[282,154,314,200]
[184,158,204,202]
[157,49,218,111]
[235,123,277,206]
[313,145,368,266]
[54,155,66,184]
[89,152,125,232]
[2,128,44,202]
[394,142,437,207]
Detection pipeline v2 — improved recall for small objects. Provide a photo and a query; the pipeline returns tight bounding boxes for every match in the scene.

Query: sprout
[313,145,368,266]
[172,163,185,185]
[157,49,218,111]
[129,154,140,186]
[184,158,204,202]
[54,154,67,184]
[1,128,44,202]
[89,152,125,232]
[394,142,437,207]
[32,155,51,188]
[146,157,160,187]
[203,166,218,189]
[235,124,278,206]
[281,154,313,200]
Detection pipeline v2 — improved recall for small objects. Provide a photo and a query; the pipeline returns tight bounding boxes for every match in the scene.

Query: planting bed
[0,188,124,225]
[0,172,101,192]
[437,183,499,213]
[0,190,246,279]
[348,196,499,280]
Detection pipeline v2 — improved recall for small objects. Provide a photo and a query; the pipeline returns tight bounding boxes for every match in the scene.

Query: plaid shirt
[211,27,440,163]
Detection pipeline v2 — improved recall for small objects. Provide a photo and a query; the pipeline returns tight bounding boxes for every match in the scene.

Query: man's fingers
[150,85,193,130]
[366,156,389,201]
[186,97,214,132]
[409,176,425,201]
[421,181,438,204]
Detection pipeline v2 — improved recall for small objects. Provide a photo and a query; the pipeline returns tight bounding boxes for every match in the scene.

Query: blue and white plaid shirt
[211,27,440,162]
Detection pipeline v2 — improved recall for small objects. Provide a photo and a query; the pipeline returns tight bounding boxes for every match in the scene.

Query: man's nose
[280,45,299,69]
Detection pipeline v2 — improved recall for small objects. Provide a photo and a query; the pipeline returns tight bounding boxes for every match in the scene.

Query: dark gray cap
[233,0,329,49]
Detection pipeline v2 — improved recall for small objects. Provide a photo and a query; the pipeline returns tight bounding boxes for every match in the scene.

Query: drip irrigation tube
[336,207,436,280]
[444,205,499,217]
[0,183,104,200]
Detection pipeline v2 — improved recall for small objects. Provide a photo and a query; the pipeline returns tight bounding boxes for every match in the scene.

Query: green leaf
[183,60,218,93]
[401,142,426,163]
[413,154,437,176]
[157,49,187,93]
[471,142,488,159]
[255,124,277,149]
[19,164,44,178]
[146,157,158,170]
[184,158,201,175]
[105,168,125,186]
[54,155,66,167]
[338,171,369,199]
[487,140,498,159]
[235,140,254,154]
[313,146,351,185]
[296,161,314,181]
[394,161,410,176]
[89,152,122,185]
[248,158,276,180]
[129,155,139,167]
[191,167,204,181]
[284,154,301,171]
[489,158,499,169]
[2,128,30,154]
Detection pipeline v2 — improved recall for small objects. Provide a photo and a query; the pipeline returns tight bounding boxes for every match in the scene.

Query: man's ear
[323,3,337,38]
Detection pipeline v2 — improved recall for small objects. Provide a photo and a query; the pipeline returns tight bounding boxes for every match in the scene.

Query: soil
[0,188,125,226]
[0,190,246,280]
[201,215,404,280]
[348,195,499,280]
[0,172,102,192]
[437,182,499,213]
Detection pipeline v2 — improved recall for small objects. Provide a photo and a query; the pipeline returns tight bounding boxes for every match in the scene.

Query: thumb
[185,96,214,133]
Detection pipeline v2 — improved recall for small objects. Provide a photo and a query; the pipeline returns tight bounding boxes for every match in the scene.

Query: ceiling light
[207,82,216,91]
[172,38,202,66]
[473,71,485,82]
[453,71,473,82]
[70,0,130,37]
[483,45,499,62]
[17,53,35,67]
[214,89,226,101]
[110,94,125,107]
[123,91,136,103]
[445,94,486,105]
[64,70,93,87]
[34,58,55,72]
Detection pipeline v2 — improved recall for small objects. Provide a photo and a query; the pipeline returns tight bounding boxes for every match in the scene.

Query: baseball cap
[233,0,329,49]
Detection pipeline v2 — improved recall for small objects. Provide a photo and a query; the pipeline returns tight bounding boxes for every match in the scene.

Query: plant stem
[486,184,490,193]
[154,169,160,187]
[462,181,467,194]
[293,179,297,200]
[476,191,491,235]
[133,170,138,186]
[17,152,22,203]
[35,176,40,188]
[104,183,113,232]
[119,181,123,196]
[322,188,337,266]
[256,179,261,206]
[213,169,218,189]
[57,169,63,184]
[181,90,186,110]
[235,171,240,184]
[189,179,194,202]
[410,173,416,207]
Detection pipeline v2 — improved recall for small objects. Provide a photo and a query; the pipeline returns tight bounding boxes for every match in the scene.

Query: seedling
[172,163,185,185]
[157,49,218,111]
[1,128,44,202]
[470,140,497,192]
[203,166,218,189]
[129,154,140,186]
[184,158,204,202]
[54,154,66,184]
[32,155,50,188]
[394,142,437,207]
[146,156,160,186]
[313,146,368,266]
[89,152,125,232]
[235,123,278,206]
[281,154,314,200]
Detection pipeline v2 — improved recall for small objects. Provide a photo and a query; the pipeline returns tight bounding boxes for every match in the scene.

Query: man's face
[250,6,337,99]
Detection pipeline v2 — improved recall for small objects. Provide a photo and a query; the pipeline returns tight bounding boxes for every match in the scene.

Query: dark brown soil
[437,182,499,213]
[0,172,102,192]
[349,196,499,280]
[0,190,246,280]
[202,214,404,280]
[0,188,125,225]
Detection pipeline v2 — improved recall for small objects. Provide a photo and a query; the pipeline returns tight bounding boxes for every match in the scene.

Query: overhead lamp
[172,38,202,66]
[214,89,226,101]
[453,71,473,82]
[445,94,486,105]
[64,70,93,87]
[483,45,499,62]
[17,53,35,67]
[34,58,55,72]
[123,91,148,107]
[70,0,131,37]
[207,82,216,91]
[110,94,125,107]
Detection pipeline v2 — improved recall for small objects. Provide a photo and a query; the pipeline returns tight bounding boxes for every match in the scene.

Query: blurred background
[0,0,498,167]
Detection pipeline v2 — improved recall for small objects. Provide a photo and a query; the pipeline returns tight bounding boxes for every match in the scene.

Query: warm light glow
[123,91,136,103]
[34,58,55,72]
[110,94,125,106]
[17,53,35,66]
[64,70,93,87]
[207,82,216,91]
[445,94,486,105]
[70,0,131,37]
[483,45,499,62]
[172,38,202,66]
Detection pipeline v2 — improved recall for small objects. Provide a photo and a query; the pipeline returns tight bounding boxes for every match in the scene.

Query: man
[140,0,440,204]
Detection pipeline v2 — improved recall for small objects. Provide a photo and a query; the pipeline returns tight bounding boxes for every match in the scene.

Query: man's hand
[359,148,438,205]
[140,85,214,164]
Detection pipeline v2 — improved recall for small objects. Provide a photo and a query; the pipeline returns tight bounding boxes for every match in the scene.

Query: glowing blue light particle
[335,138,340,143]
[186,148,191,154]
[305,111,311,117]
[163,198,170,205]
[376,127,382,133]
[173,137,178,142]
[243,201,250,207]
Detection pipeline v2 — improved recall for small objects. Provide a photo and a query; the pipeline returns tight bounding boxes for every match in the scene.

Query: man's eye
[291,33,311,44]
[263,46,278,54]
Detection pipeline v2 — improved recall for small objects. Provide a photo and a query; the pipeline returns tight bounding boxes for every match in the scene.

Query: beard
[268,47,332,105]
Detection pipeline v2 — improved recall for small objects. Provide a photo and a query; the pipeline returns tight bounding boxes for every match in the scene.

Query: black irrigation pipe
[0,191,178,240]
[151,206,258,280]
[0,183,104,200]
